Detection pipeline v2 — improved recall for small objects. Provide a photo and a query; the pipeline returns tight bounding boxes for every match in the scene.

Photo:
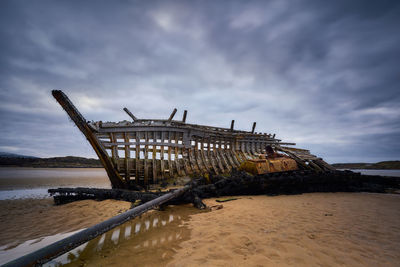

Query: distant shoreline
[332,161,400,170]
[3,166,400,170]
[0,156,102,168]
[1,156,399,170]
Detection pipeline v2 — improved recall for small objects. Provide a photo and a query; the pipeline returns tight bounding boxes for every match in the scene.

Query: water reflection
[0,229,83,265]
[44,204,201,266]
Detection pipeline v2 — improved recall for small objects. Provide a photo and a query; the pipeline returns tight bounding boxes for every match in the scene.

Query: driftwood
[48,188,162,205]
[48,187,207,209]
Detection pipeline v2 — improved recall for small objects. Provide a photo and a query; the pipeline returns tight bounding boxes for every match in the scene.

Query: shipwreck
[5,91,398,267]
[52,90,333,190]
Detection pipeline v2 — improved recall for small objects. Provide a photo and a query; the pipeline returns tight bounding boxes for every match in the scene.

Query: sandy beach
[169,193,400,267]
[1,193,400,266]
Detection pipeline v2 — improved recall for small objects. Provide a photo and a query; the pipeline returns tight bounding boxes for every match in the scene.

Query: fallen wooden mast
[52,90,333,189]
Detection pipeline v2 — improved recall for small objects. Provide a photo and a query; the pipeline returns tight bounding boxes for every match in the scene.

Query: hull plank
[124,132,130,183]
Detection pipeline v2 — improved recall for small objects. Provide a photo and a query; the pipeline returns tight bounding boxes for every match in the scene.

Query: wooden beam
[123,107,137,121]
[124,132,130,183]
[160,132,165,178]
[152,131,157,184]
[174,132,182,176]
[182,110,187,123]
[168,108,177,122]
[168,132,174,177]
[52,90,126,189]
[251,122,256,134]
[182,147,191,174]
[144,132,149,185]
[212,139,224,173]
[207,139,219,174]
[216,139,229,171]
[200,139,210,172]
[194,139,206,173]
[187,148,197,174]
[135,132,140,184]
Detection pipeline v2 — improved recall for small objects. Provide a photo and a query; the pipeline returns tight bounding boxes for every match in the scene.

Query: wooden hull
[52,90,334,189]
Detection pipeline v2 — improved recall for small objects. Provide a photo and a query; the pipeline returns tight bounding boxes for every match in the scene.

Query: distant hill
[0,156,102,168]
[0,152,38,158]
[332,161,400,170]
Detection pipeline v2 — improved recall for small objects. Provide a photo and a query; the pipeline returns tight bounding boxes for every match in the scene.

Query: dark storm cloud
[0,0,399,162]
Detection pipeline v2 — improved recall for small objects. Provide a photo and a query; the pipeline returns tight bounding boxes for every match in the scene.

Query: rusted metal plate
[239,157,298,175]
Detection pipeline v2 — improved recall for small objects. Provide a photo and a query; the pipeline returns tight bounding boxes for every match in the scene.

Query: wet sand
[58,205,202,267]
[0,198,131,248]
[1,193,400,266]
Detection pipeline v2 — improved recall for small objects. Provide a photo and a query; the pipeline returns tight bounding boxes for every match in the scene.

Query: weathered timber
[123,107,137,121]
[52,90,126,189]
[48,187,162,205]
[182,110,187,122]
[168,108,177,122]
[251,122,256,134]
[52,90,334,189]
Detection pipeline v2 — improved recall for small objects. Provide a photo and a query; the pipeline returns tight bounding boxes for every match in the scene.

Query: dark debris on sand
[49,170,400,209]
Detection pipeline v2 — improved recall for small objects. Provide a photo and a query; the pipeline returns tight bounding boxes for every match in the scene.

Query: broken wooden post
[168,108,177,121]
[182,110,187,123]
[251,122,256,134]
[123,107,137,121]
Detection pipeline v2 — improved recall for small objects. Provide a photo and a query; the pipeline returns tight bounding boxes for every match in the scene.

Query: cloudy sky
[0,0,399,163]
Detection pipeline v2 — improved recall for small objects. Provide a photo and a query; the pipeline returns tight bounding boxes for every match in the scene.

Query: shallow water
[0,205,201,266]
[350,169,400,177]
[0,168,110,200]
[0,229,84,265]
[53,205,200,267]
[0,188,50,200]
